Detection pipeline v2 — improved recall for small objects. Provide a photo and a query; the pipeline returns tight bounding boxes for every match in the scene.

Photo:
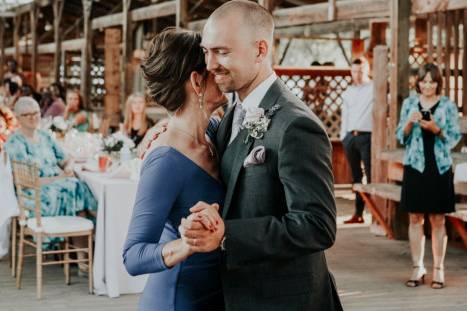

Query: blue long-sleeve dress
[123,144,225,311]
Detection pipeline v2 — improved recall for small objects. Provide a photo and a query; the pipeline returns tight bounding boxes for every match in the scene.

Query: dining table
[75,161,147,298]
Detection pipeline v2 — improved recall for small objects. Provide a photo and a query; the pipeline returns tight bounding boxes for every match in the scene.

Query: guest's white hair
[14,97,40,116]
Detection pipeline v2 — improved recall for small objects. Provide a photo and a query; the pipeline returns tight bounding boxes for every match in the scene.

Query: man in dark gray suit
[179,1,342,310]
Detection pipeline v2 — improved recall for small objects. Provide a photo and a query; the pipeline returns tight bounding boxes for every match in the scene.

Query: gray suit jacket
[216,79,343,311]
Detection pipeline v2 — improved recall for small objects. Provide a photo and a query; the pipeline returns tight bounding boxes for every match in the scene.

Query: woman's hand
[420,119,441,134]
[409,111,422,124]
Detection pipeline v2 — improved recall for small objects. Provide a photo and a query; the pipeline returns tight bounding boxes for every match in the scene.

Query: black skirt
[400,102,455,214]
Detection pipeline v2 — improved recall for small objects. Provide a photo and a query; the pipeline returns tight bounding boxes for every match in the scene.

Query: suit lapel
[216,104,235,157]
[221,79,284,218]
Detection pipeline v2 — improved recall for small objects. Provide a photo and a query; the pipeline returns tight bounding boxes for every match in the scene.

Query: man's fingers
[180,228,209,239]
[180,217,205,230]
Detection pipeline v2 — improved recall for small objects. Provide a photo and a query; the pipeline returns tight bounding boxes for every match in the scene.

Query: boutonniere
[242,104,281,144]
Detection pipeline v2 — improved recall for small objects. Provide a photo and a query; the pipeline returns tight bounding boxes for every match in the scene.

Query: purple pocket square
[243,146,266,168]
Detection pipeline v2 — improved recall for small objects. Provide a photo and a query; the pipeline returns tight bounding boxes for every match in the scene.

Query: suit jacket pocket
[261,276,311,298]
[243,163,269,178]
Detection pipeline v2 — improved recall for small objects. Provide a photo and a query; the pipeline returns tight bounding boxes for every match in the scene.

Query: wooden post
[176,0,189,29]
[445,11,452,97]
[389,0,411,240]
[13,15,21,66]
[464,9,467,114]
[372,45,389,225]
[389,0,410,149]
[0,18,4,80]
[427,14,434,62]
[105,28,122,128]
[30,3,39,89]
[121,0,133,114]
[81,0,92,109]
[53,0,64,83]
[414,17,427,47]
[328,0,336,21]
[258,0,278,12]
[368,21,388,72]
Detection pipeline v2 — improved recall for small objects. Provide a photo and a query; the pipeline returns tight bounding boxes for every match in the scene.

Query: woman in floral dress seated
[5,97,97,258]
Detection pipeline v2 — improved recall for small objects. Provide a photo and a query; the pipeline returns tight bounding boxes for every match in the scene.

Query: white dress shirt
[229,73,277,144]
[339,81,374,140]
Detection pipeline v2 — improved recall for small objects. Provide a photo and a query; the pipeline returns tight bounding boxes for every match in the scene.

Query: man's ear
[189,71,204,96]
[256,40,269,63]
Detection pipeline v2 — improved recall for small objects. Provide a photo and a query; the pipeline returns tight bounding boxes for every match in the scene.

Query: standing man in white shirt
[340,58,374,224]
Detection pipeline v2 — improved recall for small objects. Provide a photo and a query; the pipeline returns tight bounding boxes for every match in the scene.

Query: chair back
[11,160,42,228]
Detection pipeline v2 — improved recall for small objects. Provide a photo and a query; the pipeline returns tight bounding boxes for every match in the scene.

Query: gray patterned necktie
[229,103,246,145]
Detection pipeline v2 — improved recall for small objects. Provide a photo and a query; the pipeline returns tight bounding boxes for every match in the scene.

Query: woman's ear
[189,71,204,96]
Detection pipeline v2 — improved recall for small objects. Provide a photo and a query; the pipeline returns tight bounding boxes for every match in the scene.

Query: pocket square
[243,146,266,168]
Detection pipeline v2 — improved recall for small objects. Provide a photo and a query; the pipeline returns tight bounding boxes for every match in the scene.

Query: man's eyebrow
[200,45,230,50]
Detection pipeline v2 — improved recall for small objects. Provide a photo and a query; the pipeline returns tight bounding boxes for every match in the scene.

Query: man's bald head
[208,0,275,44]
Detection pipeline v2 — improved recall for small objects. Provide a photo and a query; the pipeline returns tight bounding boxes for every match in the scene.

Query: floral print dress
[5,130,97,229]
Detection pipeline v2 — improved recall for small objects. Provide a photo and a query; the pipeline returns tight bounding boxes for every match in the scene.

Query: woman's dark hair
[50,82,66,100]
[416,63,443,95]
[141,27,206,112]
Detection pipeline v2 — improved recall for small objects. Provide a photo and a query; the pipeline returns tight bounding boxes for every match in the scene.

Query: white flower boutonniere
[242,104,281,144]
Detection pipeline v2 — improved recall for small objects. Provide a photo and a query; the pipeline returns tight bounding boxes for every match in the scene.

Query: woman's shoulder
[403,95,419,106]
[438,96,456,108]
[143,145,179,168]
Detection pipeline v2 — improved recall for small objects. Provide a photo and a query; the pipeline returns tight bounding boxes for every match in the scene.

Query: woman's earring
[198,93,204,110]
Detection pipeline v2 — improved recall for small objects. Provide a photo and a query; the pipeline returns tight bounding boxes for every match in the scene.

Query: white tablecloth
[76,169,147,297]
[0,150,19,259]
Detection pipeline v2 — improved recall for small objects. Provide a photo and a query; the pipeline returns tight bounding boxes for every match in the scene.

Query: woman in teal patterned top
[5,97,97,249]
[396,63,461,290]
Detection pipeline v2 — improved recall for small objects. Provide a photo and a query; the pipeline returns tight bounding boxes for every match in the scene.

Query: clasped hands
[409,111,441,134]
[178,201,225,254]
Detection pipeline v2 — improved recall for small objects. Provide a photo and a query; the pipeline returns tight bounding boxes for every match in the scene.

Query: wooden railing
[274,66,352,140]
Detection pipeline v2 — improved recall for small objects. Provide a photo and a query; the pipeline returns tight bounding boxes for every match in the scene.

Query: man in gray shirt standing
[340,58,374,224]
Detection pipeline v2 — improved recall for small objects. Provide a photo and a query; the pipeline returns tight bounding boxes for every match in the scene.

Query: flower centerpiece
[102,132,135,155]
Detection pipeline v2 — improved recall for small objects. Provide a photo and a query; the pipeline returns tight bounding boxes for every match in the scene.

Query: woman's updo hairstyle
[141,27,206,112]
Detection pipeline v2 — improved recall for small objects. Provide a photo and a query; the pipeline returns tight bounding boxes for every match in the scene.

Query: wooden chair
[11,160,94,299]
[10,216,18,277]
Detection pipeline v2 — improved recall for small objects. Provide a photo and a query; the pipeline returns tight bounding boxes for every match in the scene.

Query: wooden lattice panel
[274,67,351,140]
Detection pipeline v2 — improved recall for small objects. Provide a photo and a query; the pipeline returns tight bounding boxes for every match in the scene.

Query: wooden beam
[91,1,176,30]
[412,0,467,14]
[81,0,92,109]
[4,38,85,55]
[30,2,39,88]
[121,0,133,113]
[274,0,389,28]
[445,11,452,97]
[176,0,189,29]
[274,18,370,37]
[53,0,64,83]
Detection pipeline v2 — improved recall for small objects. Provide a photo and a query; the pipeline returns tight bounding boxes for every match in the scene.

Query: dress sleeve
[439,100,461,149]
[122,150,184,276]
[396,97,413,145]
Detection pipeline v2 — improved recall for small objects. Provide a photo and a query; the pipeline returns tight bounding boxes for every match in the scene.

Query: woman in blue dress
[123,28,227,310]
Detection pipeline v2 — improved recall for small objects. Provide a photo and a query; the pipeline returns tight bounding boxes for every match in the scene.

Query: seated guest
[5,97,97,251]
[64,89,90,132]
[42,83,66,118]
[123,93,154,147]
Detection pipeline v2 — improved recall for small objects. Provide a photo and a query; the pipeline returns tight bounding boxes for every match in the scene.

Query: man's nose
[205,52,218,72]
